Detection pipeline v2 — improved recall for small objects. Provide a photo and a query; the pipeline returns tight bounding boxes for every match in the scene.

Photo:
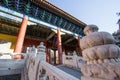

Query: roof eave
[31,0,87,28]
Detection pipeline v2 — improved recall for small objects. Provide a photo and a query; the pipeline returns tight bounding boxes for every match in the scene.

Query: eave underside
[0,0,86,36]
[0,16,79,49]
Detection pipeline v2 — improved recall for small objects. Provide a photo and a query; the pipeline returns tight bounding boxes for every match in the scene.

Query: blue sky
[48,0,120,34]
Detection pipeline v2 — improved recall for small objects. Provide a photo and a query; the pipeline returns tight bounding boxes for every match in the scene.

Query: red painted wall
[22,38,77,54]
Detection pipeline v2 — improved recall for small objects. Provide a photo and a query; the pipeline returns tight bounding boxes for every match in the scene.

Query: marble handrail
[23,51,79,80]
[0,42,83,80]
[0,53,27,76]
[62,53,86,69]
[37,61,79,80]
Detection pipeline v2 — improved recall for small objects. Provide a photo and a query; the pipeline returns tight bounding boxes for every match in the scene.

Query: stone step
[57,65,82,79]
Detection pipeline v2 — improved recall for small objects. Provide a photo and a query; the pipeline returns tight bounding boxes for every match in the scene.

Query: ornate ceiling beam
[0,1,84,37]
[0,23,19,35]
[64,37,75,44]
[33,0,86,26]
[57,18,62,27]
[47,13,52,23]
[15,0,20,10]
[26,36,46,42]
[0,17,20,27]
[62,21,67,29]
[34,7,39,17]
[46,32,56,41]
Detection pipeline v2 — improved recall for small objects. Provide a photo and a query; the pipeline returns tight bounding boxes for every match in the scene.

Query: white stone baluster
[62,52,66,65]
[73,51,78,69]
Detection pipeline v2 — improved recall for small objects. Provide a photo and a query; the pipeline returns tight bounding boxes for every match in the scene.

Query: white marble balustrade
[37,61,79,80]
[0,53,27,76]
[22,43,80,80]
[62,52,86,70]
[0,42,82,80]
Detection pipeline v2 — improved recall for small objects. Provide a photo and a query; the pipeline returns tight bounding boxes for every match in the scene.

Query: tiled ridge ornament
[80,25,120,80]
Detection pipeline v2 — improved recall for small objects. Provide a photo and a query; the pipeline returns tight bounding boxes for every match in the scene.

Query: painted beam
[16,0,20,11]
[64,37,75,44]
[4,0,9,7]
[66,23,71,30]
[53,16,58,25]
[41,10,46,20]
[47,13,52,23]
[0,6,82,37]
[34,8,38,17]
[58,18,63,27]
[62,21,67,29]
[25,1,31,14]
[46,32,56,41]
[78,28,83,35]
[71,25,75,31]
[0,0,84,35]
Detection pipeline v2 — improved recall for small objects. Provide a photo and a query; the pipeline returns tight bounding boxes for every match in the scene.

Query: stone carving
[62,51,86,69]
[21,42,79,80]
[37,42,46,54]
[80,25,120,80]
[21,42,46,80]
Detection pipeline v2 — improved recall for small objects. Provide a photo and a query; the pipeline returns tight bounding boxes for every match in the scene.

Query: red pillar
[14,17,28,53]
[78,36,82,56]
[57,29,62,64]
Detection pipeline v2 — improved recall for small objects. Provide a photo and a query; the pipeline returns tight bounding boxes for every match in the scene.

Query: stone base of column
[13,54,24,60]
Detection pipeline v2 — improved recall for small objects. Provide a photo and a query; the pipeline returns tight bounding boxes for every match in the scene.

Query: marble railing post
[73,51,78,68]
[22,42,46,80]
[62,52,66,64]
[62,51,86,69]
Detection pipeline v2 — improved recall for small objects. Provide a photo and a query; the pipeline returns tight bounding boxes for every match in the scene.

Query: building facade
[0,0,86,64]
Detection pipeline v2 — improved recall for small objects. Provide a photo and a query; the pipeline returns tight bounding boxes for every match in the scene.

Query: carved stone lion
[80,25,120,80]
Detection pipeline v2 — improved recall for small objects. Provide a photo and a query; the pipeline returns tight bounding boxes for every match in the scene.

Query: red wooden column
[78,36,82,56]
[14,16,28,53]
[57,29,62,64]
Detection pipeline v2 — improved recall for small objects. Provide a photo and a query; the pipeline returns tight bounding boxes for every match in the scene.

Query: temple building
[0,0,86,65]
[1,1,120,80]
